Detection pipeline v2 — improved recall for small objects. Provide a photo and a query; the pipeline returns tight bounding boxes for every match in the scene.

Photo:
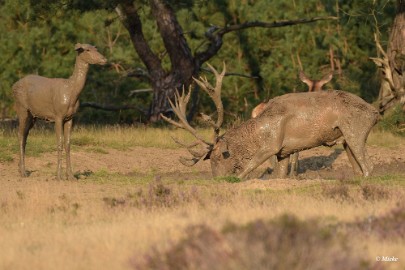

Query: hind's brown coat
[13,43,107,180]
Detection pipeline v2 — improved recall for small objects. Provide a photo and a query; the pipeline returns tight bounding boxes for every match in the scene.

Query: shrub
[321,182,352,202]
[361,184,390,201]
[132,214,380,270]
[103,180,201,209]
[351,203,405,240]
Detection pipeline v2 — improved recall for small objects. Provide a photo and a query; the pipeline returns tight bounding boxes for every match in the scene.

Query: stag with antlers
[163,64,378,179]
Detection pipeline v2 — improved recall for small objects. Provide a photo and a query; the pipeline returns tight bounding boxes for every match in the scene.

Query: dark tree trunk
[117,0,197,122]
[148,0,196,121]
[116,0,337,122]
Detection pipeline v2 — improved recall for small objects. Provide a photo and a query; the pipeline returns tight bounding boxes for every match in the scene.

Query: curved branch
[195,16,339,64]
[80,102,146,114]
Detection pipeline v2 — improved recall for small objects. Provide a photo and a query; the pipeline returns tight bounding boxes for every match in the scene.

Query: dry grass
[0,124,212,162]
[1,125,403,159]
[0,126,405,269]
[0,177,404,270]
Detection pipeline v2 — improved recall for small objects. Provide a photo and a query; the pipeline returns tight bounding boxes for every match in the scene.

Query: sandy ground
[1,143,404,182]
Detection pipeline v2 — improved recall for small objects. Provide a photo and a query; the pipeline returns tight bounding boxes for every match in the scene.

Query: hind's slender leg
[16,108,34,177]
[55,119,64,180]
[64,119,75,180]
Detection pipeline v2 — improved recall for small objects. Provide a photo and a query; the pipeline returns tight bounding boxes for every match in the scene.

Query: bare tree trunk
[374,0,405,113]
[387,0,405,110]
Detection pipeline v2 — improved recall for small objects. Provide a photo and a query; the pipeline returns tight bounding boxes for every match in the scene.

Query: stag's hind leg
[16,107,35,177]
[340,128,373,177]
[343,141,363,176]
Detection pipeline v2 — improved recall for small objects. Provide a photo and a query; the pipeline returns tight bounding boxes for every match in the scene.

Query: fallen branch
[80,102,146,114]
[129,88,153,96]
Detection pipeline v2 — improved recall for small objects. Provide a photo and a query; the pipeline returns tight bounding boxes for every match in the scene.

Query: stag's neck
[68,57,89,99]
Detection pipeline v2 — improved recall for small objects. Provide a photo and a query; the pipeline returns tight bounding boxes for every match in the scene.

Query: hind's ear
[74,43,84,53]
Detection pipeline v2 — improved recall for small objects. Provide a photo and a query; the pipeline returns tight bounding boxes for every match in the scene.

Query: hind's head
[75,43,107,65]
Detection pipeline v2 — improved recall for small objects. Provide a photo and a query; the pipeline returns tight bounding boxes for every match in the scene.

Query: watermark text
[376,256,399,262]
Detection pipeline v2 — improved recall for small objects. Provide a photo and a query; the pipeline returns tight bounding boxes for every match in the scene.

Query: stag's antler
[161,63,227,166]
[193,62,226,139]
[161,86,213,166]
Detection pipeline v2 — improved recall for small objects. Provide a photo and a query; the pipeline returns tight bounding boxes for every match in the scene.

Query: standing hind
[13,43,107,180]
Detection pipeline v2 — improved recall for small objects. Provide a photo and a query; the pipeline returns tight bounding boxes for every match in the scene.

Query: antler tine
[161,86,213,146]
[171,136,211,166]
[179,156,200,167]
[193,62,226,137]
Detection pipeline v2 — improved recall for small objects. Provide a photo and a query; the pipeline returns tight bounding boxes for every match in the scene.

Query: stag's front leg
[275,155,290,178]
[55,119,64,180]
[239,119,285,179]
[289,152,299,177]
[238,148,280,179]
[64,119,75,180]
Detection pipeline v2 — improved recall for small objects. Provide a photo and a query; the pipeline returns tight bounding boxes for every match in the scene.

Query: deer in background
[13,43,107,180]
[299,70,333,92]
[163,63,377,179]
[251,70,334,177]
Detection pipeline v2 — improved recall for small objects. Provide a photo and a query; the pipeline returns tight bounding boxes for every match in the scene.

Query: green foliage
[377,104,405,135]
[0,0,396,124]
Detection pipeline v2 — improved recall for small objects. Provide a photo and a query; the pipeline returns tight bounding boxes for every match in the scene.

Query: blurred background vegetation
[0,0,396,125]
